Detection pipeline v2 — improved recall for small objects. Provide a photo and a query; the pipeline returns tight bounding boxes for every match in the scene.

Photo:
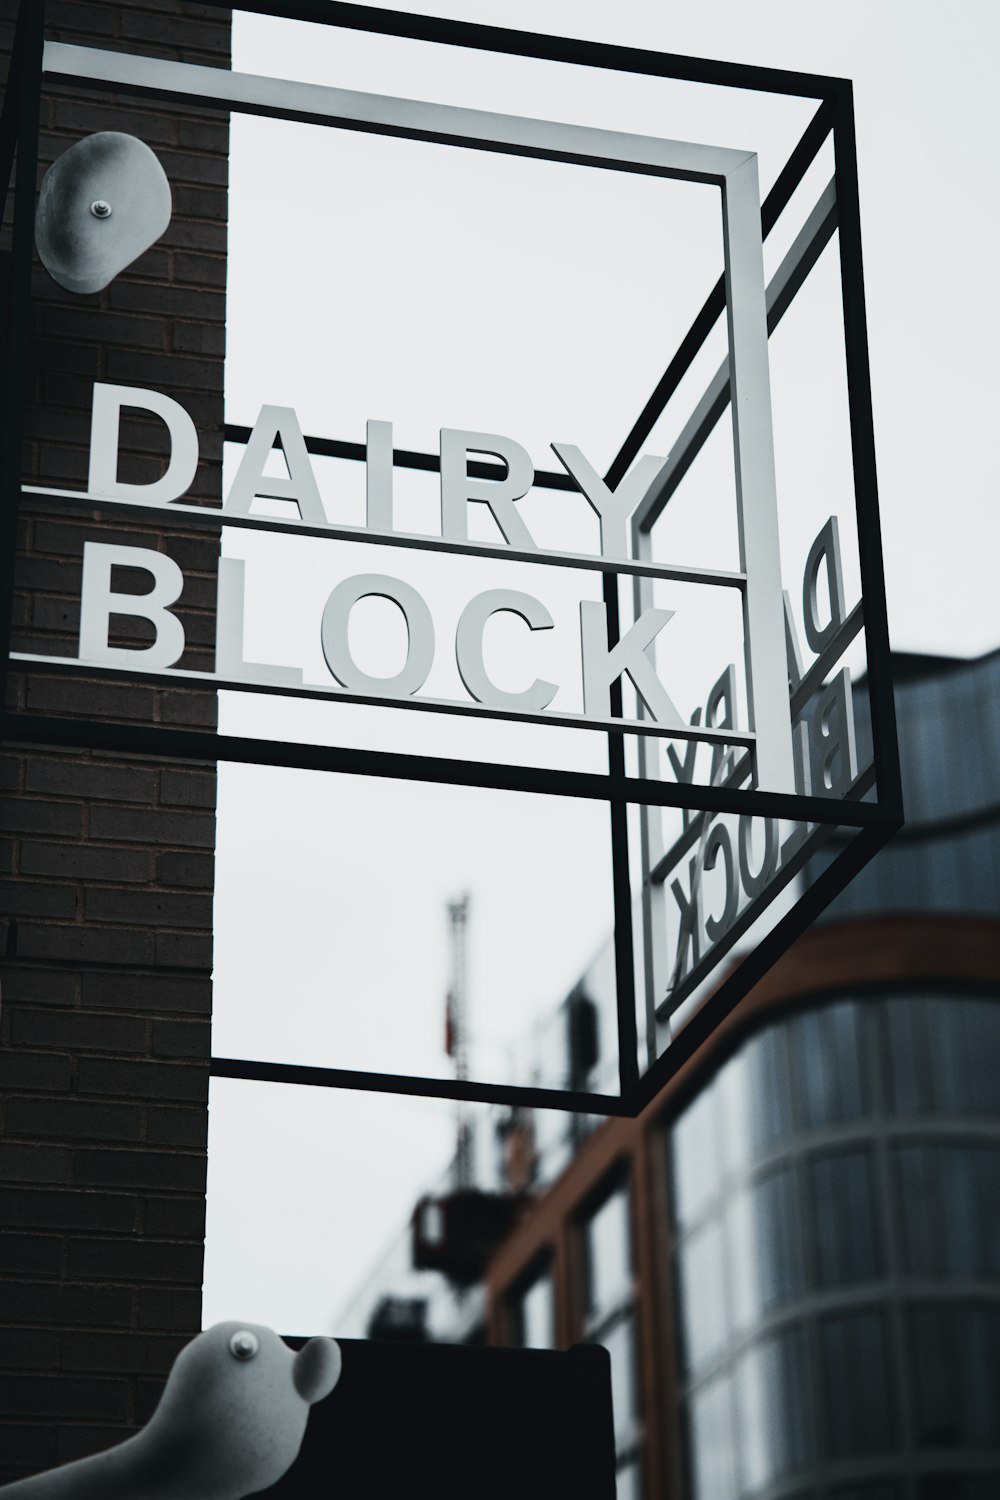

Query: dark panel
[266,1339,616,1500]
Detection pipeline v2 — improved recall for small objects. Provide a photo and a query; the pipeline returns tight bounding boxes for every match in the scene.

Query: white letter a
[225,405,325,524]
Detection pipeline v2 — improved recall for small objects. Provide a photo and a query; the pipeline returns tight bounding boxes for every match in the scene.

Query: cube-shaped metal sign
[0,1,901,1114]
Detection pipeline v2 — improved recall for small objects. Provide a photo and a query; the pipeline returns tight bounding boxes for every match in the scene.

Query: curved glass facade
[669,991,1000,1500]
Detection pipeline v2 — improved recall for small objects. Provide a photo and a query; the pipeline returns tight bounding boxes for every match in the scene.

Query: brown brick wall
[0,0,230,1478]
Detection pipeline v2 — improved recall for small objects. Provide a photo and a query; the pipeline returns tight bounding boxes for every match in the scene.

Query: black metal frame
[0,0,902,1117]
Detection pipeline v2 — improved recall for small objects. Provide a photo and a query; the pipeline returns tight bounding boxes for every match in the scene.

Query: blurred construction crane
[445,892,472,1191]
[411,890,530,1284]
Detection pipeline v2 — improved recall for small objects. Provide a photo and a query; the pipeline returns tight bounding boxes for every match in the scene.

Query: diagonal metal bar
[654,760,877,1022]
[628,817,896,1115]
[634,178,837,532]
[209,1055,632,1117]
[603,99,834,492]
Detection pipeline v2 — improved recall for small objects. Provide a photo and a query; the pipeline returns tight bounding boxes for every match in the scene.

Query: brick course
[0,0,230,1478]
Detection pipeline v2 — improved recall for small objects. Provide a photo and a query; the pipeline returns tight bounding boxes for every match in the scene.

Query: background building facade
[487,650,1000,1500]
[347,650,1000,1500]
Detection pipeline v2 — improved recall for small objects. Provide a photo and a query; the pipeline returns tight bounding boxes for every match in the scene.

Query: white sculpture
[0,1323,341,1499]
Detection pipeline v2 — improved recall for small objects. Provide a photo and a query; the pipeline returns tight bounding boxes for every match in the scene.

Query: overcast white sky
[201,0,1000,1334]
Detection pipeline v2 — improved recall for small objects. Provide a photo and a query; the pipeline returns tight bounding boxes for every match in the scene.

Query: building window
[677,1215,727,1374]
[689,1371,738,1500]
[809,1147,882,1287]
[584,1182,633,1322]
[886,995,1000,1115]
[742,1024,796,1154]
[613,1457,643,1500]
[581,1179,642,1491]
[895,1142,1000,1278]
[672,1085,723,1233]
[819,1309,894,1458]
[728,1162,804,1331]
[788,998,868,1127]
[602,1315,641,1448]
[509,1262,556,1350]
[733,1324,814,1491]
[908,1303,1000,1449]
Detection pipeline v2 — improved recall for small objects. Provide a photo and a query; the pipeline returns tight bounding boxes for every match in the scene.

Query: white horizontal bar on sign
[10,653,757,747]
[19,487,747,590]
[42,42,751,184]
